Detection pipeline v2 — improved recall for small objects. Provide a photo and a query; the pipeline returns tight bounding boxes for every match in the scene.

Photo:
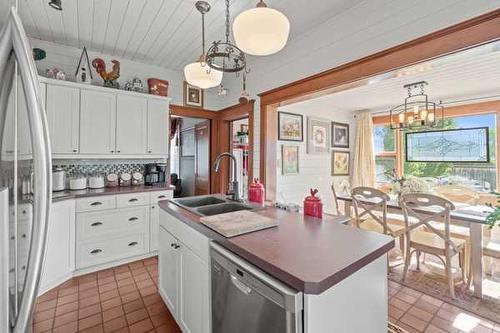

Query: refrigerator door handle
[0,8,52,333]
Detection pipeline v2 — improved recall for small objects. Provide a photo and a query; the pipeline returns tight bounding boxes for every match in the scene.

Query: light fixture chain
[202,11,206,55]
[225,0,230,43]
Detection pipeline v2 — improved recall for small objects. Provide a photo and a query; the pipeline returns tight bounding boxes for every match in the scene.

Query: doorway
[169,116,211,197]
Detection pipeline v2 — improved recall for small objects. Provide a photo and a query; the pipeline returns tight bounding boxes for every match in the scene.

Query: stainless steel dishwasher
[210,242,303,333]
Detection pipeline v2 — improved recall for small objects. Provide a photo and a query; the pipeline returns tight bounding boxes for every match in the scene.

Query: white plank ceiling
[0,0,365,72]
[281,41,500,114]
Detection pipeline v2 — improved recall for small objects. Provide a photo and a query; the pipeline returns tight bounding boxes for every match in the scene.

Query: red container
[303,189,323,219]
[248,178,265,205]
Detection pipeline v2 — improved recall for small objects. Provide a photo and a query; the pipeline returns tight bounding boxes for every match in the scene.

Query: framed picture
[278,112,303,141]
[332,122,349,148]
[281,145,299,175]
[307,117,330,154]
[331,150,350,176]
[183,81,204,108]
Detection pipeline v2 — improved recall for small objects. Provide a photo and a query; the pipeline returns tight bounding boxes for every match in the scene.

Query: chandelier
[389,81,444,130]
[206,0,248,74]
[184,1,223,89]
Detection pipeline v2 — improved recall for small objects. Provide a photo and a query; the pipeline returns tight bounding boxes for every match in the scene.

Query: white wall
[276,101,356,215]
[219,0,500,181]
[30,38,228,110]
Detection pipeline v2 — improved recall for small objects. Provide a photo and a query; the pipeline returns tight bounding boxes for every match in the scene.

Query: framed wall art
[281,145,299,175]
[331,150,350,176]
[183,81,204,108]
[307,117,330,154]
[278,111,303,141]
[332,122,349,148]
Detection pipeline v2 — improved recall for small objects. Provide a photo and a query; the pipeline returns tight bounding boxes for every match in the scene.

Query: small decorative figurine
[92,58,120,88]
[75,47,92,84]
[45,68,66,80]
[32,48,46,61]
[124,77,145,92]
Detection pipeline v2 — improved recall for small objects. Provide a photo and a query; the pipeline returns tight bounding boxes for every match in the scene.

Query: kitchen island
[158,198,394,333]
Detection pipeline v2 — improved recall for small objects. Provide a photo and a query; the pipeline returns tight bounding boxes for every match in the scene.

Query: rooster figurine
[92,58,120,88]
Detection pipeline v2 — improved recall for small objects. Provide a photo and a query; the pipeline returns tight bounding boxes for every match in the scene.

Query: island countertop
[159,200,394,294]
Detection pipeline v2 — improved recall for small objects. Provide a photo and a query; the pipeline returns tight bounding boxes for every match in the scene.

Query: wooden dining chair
[351,187,406,244]
[400,193,468,299]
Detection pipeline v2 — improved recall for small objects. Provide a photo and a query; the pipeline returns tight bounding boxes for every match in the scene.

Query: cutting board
[200,210,278,238]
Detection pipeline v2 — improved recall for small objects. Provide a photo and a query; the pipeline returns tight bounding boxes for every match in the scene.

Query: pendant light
[184,1,223,89]
[389,81,444,130]
[233,0,290,56]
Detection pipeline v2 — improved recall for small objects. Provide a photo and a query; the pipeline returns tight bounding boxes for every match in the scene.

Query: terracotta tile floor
[33,257,180,333]
[33,256,500,333]
[389,280,500,333]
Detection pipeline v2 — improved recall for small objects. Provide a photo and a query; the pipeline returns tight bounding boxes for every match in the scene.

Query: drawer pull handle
[128,198,139,202]
[90,249,102,254]
[128,217,139,222]
[91,222,103,227]
[128,242,138,247]
[158,195,166,199]
[90,202,103,206]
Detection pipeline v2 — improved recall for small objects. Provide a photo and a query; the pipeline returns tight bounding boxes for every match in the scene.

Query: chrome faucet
[213,152,240,201]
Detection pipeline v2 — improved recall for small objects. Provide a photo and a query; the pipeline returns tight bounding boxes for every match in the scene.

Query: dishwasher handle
[230,275,251,295]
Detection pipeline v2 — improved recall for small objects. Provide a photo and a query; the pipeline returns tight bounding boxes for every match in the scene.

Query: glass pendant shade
[233,7,290,56]
[184,61,223,89]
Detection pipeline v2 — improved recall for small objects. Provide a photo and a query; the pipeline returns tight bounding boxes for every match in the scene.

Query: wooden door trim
[257,9,500,199]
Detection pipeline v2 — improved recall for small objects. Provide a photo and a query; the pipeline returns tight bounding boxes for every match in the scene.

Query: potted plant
[487,191,500,228]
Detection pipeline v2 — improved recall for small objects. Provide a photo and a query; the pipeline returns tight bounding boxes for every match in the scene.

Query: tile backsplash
[53,159,166,176]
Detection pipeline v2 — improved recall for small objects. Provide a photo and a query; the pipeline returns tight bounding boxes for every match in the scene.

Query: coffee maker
[144,163,167,185]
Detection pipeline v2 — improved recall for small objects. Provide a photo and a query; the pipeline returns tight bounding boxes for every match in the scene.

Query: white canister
[88,173,105,189]
[69,173,87,191]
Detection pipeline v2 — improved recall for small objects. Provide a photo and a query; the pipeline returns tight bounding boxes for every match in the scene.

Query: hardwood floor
[33,257,180,333]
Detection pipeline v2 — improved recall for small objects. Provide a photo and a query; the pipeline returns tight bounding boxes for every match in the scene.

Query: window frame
[372,101,500,191]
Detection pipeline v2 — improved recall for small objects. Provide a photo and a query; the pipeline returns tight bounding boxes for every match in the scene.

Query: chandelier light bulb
[233,1,290,56]
[184,62,223,89]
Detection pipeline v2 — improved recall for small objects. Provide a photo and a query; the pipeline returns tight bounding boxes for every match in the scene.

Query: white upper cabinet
[39,78,170,158]
[80,89,117,154]
[46,84,80,154]
[147,99,169,156]
[116,95,148,155]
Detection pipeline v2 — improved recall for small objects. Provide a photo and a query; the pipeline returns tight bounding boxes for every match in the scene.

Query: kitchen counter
[49,184,175,202]
[159,200,394,294]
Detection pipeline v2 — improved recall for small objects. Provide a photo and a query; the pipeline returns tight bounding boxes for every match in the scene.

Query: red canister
[303,189,323,219]
[248,178,265,205]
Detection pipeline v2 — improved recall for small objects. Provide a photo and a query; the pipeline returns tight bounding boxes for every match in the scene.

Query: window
[373,124,397,185]
[404,114,497,191]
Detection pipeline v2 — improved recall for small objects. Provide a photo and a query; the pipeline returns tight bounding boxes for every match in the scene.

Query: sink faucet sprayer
[213,152,240,201]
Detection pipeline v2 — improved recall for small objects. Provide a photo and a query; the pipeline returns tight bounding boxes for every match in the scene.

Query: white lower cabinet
[150,190,174,252]
[159,212,210,333]
[39,200,76,294]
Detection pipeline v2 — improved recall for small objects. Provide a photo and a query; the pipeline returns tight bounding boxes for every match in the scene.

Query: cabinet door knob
[90,249,102,254]
[91,222,103,227]
[117,150,121,153]
[128,241,138,247]
[128,217,139,222]
[151,205,155,209]
[90,202,103,206]
[110,150,114,153]
[73,149,78,153]
[148,150,152,153]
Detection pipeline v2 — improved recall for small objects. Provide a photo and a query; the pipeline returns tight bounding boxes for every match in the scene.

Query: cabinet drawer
[116,192,150,208]
[77,206,149,241]
[76,196,116,212]
[150,190,173,203]
[76,232,149,269]
[159,210,210,262]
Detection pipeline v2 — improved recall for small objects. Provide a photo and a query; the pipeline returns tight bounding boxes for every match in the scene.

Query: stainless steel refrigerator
[0,5,52,333]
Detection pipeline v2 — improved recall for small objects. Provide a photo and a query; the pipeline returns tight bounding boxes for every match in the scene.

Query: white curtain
[352,111,376,188]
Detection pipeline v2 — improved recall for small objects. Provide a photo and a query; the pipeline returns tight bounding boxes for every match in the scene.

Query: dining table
[336,193,493,299]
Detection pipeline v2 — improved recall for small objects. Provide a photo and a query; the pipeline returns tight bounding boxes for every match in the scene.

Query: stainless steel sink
[175,196,226,208]
[171,195,262,217]
[195,203,254,216]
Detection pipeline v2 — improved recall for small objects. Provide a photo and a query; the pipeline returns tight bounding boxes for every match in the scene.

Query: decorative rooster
[92,58,120,88]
